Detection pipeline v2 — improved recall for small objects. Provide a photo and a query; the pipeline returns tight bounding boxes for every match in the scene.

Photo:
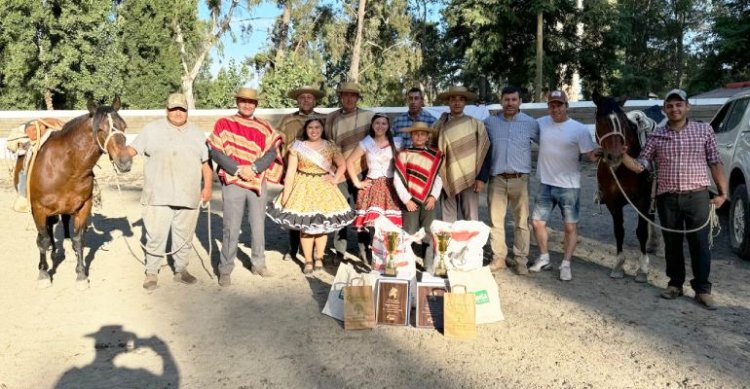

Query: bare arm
[345,145,368,188]
[333,152,347,184]
[620,153,646,173]
[201,162,212,202]
[710,164,728,208]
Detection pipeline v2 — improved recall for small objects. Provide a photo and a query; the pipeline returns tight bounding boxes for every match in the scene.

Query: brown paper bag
[443,285,477,339]
[344,277,376,330]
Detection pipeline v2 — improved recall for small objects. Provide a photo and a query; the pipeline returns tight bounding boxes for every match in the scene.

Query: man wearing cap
[278,85,326,262]
[480,86,539,275]
[434,85,490,222]
[325,82,374,262]
[207,87,284,286]
[620,89,727,309]
[392,87,436,147]
[529,90,598,281]
[126,93,213,290]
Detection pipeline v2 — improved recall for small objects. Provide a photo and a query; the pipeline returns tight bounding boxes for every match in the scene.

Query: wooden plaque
[416,283,448,329]
[376,279,410,326]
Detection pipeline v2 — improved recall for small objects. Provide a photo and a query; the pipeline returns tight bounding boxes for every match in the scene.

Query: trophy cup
[384,231,400,277]
[433,231,451,278]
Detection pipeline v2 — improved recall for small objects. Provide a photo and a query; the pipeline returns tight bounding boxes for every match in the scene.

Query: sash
[291,140,335,175]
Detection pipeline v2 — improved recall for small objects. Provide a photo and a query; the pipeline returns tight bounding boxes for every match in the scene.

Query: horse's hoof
[609,269,625,279]
[634,271,648,283]
[76,279,90,291]
[37,278,52,289]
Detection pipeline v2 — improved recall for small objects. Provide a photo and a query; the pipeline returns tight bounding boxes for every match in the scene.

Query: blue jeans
[532,184,580,224]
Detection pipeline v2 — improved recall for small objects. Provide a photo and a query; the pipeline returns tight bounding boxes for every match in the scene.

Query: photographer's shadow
[54,325,179,389]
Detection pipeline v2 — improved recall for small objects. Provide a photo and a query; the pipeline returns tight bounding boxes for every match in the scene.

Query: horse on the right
[593,93,660,282]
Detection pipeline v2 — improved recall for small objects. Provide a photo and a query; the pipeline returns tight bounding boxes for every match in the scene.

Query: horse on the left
[29,97,132,289]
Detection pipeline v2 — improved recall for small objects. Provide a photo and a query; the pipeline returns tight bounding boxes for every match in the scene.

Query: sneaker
[488,258,506,272]
[142,274,158,290]
[529,256,551,272]
[514,262,529,276]
[559,263,572,281]
[660,286,683,299]
[218,274,231,287]
[695,293,717,310]
[251,266,273,278]
[173,270,197,285]
[282,252,294,261]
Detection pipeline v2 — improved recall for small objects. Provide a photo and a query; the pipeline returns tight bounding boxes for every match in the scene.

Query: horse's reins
[597,113,720,246]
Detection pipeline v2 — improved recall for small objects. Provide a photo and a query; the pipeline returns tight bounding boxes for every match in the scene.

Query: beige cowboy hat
[437,85,478,102]
[401,121,437,134]
[288,85,324,100]
[336,82,363,95]
[235,87,263,101]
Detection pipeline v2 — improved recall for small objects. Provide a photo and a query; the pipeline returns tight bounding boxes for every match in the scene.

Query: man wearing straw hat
[325,81,374,263]
[207,87,284,286]
[278,85,326,262]
[434,85,490,222]
[126,93,213,290]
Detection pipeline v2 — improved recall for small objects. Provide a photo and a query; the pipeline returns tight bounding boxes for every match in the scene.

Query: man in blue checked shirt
[392,87,437,147]
[479,86,539,275]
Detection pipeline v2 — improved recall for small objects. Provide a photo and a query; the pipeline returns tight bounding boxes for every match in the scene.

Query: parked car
[710,90,750,259]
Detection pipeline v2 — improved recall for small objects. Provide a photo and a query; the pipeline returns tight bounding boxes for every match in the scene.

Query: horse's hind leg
[61,214,72,240]
[36,225,53,289]
[634,213,651,283]
[609,205,627,279]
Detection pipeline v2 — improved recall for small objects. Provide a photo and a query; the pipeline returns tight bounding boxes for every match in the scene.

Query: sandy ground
[1,157,749,389]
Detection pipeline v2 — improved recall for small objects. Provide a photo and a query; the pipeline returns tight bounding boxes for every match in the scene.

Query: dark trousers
[288,230,300,256]
[334,179,370,259]
[403,205,435,270]
[656,189,712,294]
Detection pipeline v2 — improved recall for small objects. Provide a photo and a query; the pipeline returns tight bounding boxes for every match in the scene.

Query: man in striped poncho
[208,88,284,286]
[434,86,490,222]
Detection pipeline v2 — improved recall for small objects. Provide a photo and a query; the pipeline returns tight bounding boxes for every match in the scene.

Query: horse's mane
[595,96,625,119]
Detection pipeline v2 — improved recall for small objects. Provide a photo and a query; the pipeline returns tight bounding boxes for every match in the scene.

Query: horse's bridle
[94,113,126,154]
[596,113,627,147]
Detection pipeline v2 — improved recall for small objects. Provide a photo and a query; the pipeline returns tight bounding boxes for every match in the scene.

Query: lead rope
[607,165,720,247]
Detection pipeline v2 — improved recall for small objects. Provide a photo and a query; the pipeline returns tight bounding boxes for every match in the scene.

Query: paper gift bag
[430,220,490,272]
[448,267,504,324]
[443,285,477,339]
[344,277,376,330]
[322,262,378,321]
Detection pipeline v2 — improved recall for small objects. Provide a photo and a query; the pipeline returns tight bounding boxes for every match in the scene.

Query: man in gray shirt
[127,93,213,290]
[479,86,539,275]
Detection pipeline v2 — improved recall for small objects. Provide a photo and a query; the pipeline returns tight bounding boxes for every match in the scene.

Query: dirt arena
[1,157,749,389]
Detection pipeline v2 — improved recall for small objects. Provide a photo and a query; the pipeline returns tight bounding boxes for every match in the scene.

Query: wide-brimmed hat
[401,121,437,134]
[235,87,262,101]
[288,85,325,100]
[437,86,478,102]
[336,82,362,95]
[166,93,188,110]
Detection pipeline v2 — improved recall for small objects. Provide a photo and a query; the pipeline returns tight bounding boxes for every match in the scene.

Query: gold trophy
[384,231,400,277]
[433,231,451,278]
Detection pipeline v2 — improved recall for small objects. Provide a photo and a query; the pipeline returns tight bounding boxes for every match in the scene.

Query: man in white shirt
[529,90,599,281]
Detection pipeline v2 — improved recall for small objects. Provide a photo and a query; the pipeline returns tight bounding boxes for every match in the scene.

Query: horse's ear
[615,95,628,107]
[112,96,121,112]
[86,100,97,116]
[592,91,602,105]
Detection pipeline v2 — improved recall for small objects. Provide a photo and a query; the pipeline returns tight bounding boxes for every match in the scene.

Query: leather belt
[668,187,707,195]
[497,172,526,179]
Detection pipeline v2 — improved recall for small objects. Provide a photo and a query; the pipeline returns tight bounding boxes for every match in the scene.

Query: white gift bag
[322,262,379,321]
[430,220,490,272]
[448,266,504,324]
[371,216,422,277]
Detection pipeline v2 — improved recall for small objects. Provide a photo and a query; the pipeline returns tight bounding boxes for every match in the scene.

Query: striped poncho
[324,108,373,176]
[436,115,490,196]
[207,115,283,194]
[394,146,444,205]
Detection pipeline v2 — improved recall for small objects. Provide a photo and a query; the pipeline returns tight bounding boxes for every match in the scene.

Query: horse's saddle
[626,110,658,148]
[6,118,65,153]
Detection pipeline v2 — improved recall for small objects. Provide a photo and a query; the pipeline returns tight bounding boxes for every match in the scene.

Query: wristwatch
[251,164,259,174]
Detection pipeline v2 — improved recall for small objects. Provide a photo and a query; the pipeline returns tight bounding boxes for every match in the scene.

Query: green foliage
[258,55,323,108]
[194,59,252,108]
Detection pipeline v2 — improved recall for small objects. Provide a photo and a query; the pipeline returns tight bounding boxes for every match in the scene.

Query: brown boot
[514,262,529,276]
[142,274,158,290]
[489,258,506,272]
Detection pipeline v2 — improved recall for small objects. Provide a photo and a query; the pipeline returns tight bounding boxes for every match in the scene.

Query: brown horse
[29,97,132,288]
[593,93,657,282]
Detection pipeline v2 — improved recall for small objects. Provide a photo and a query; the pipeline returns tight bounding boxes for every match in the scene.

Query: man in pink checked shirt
[621,89,728,310]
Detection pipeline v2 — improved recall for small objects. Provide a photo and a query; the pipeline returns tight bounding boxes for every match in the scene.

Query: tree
[194,59,252,108]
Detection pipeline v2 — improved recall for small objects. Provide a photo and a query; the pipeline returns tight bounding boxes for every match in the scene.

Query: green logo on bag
[473,290,489,304]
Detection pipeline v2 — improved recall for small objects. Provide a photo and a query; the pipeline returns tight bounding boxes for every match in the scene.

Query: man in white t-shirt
[529,90,599,281]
